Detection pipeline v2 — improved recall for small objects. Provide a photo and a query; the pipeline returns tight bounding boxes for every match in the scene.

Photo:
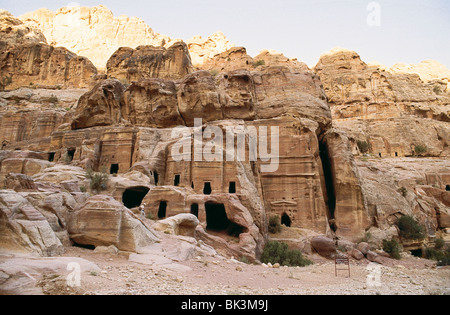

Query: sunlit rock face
[314,48,450,158]
[0,10,97,91]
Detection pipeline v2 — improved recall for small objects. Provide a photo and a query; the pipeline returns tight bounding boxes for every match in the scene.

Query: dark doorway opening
[122,186,150,209]
[319,142,336,224]
[48,152,56,162]
[190,203,199,218]
[67,149,76,162]
[158,201,167,219]
[379,153,382,158]
[203,182,212,195]
[205,203,246,237]
[410,248,423,258]
[174,174,181,186]
[446,185,450,191]
[154,171,159,186]
[229,182,236,194]
[281,213,292,227]
[110,164,119,175]
[71,241,95,251]
[395,152,398,157]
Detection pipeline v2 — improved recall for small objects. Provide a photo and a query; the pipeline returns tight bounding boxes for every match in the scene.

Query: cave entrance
[281,213,292,227]
[67,149,76,162]
[110,164,119,175]
[205,203,246,237]
[203,182,212,195]
[122,186,150,209]
[154,171,159,186]
[71,241,96,251]
[446,185,450,191]
[158,201,167,219]
[48,152,56,162]
[190,203,199,218]
[410,248,423,258]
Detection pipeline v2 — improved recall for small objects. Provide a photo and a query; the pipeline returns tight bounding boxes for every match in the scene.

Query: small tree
[414,145,428,156]
[268,215,282,234]
[261,241,312,267]
[86,168,109,193]
[397,215,426,240]
[435,238,445,250]
[357,140,371,154]
[383,239,401,260]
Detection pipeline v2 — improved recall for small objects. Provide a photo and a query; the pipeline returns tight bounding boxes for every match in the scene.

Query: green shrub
[268,215,282,234]
[358,232,372,244]
[414,145,428,156]
[209,69,220,77]
[398,186,408,197]
[86,168,109,192]
[425,247,450,266]
[383,239,401,260]
[433,85,442,95]
[357,140,371,154]
[1,75,12,90]
[397,215,426,240]
[48,95,59,105]
[261,241,312,267]
[435,238,445,250]
[253,60,265,68]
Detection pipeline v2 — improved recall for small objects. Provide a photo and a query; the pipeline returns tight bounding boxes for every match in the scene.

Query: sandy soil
[34,246,449,296]
[1,229,449,296]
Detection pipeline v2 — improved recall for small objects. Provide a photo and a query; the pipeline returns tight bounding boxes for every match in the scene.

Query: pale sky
[1,0,450,68]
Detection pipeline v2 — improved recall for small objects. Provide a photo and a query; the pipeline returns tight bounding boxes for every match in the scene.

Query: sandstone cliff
[20,5,176,71]
[106,42,194,83]
[314,48,450,158]
[0,6,448,263]
[0,11,97,91]
[19,5,236,71]
[389,60,450,92]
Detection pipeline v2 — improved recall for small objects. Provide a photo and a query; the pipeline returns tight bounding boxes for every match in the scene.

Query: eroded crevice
[319,140,337,231]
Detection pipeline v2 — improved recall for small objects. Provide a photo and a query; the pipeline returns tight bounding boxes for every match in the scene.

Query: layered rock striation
[0,11,97,91]
[314,48,450,158]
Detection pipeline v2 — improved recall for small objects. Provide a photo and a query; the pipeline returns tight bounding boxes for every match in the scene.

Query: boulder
[350,248,365,260]
[0,190,64,256]
[68,195,159,252]
[357,242,370,255]
[310,235,337,259]
[153,213,200,237]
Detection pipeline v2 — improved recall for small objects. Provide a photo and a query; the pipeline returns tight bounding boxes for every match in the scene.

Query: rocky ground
[1,231,448,296]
